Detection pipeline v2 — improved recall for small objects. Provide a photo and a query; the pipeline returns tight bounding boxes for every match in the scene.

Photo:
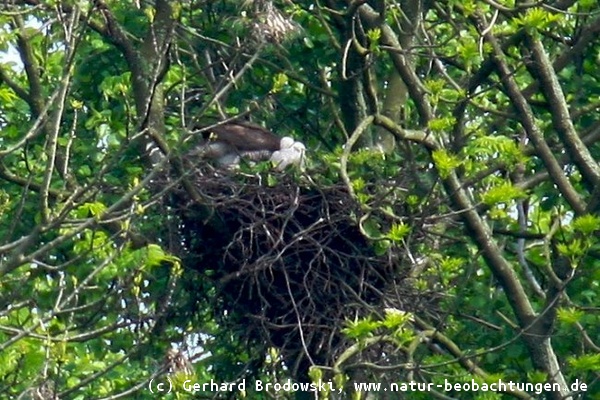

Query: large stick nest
[159,162,435,379]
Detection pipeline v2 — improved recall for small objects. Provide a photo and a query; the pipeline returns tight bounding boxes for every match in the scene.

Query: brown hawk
[194,122,305,170]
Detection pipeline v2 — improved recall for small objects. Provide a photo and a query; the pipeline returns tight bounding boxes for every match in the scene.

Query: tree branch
[480,18,585,215]
[524,35,600,189]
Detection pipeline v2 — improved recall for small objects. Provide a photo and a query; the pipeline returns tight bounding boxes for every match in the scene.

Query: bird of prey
[270,136,305,171]
[193,122,305,170]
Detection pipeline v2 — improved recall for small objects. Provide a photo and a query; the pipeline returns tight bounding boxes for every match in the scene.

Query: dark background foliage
[0,1,598,399]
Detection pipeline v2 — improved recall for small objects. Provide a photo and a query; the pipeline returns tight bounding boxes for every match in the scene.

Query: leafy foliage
[1,0,599,399]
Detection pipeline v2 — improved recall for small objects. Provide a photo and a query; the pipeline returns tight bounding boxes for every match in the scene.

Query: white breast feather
[270,140,305,171]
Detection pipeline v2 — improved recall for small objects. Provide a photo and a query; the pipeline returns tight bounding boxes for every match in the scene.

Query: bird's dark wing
[240,149,274,161]
[207,123,281,152]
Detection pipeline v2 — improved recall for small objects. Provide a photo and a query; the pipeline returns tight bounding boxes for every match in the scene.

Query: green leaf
[432,149,462,178]
[342,317,380,339]
[526,371,547,384]
[557,307,585,325]
[366,28,381,52]
[387,222,410,242]
[0,87,17,102]
[361,216,383,239]
[579,0,595,9]
[75,202,107,218]
[568,353,600,372]
[556,239,587,260]
[482,183,526,205]
[514,8,563,31]
[356,192,371,205]
[382,308,413,330]
[572,214,600,235]
[439,257,464,273]
[271,73,288,93]
[373,239,390,256]
[144,244,179,268]
[352,177,366,192]
[427,116,457,132]
[77,165,92,178]
[424,78,446,95]
[309,366,323,382]
[267,174,277,187]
